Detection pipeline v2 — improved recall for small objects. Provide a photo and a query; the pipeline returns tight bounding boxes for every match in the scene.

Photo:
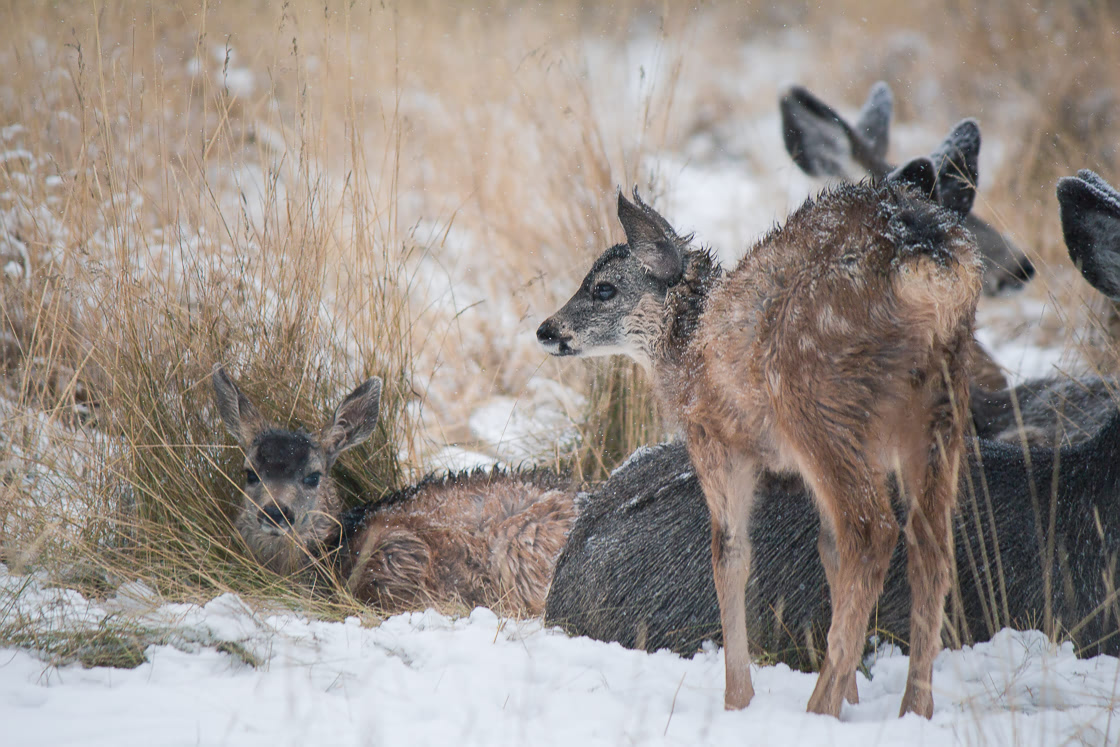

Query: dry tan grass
[0,0,688,613]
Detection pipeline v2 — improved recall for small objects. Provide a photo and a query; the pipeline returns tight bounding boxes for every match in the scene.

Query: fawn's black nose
[1014,256,1036,284]
[536,319,561,344]
[261,504,295,528]
[537,319,575,355]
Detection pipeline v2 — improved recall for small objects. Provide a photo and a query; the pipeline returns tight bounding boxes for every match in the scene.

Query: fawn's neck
[647,248,721,418]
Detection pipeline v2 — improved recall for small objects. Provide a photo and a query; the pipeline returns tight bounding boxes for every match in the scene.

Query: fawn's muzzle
[261,504,296,529]
[536,319,576,356]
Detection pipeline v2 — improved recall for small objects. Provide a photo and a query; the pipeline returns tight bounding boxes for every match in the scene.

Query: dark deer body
[971,375,1117,448]
[546,408,1120,664]
[781,81,1035,297]
[539,176,981,717]
[212,367,576,617]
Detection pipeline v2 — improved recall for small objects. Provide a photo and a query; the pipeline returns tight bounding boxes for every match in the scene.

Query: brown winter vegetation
[1,0,1120,665]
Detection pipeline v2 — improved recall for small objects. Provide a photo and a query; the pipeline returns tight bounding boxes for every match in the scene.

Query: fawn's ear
[855,81,893,164]
[929,119,980,216]
[212,365,267,448]
[780,85,855,178]
[617,190,683,283]
[321,377,382,461]
[887,157,938,199]
[1058,170,1120,301]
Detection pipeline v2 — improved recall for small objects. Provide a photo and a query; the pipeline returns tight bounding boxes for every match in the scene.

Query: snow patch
[2,567,1119,746]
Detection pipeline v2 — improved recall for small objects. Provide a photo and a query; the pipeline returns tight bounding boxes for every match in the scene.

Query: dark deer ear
[855,81,892,164]
[321,377,382,461]
[617,190,683,283]
[780,85,853,178]
[212,365,266,448]
[1058,170,1120,301]
[780,83,891,179]
[887,157,938,198]
[930,119,980,216]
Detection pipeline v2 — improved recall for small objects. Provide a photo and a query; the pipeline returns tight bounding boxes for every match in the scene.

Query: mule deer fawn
[212,366,576,616]
[781,81,1034,297]
[548,169,1120,669]
[538,169,981,717]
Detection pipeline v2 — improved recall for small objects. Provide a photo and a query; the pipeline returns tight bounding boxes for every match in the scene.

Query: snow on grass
[2,565,1119,746]
[468,379,585,465]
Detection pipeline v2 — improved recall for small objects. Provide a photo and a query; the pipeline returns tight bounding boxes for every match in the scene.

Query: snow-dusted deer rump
[538,171,981,718]
[212,366,576,616]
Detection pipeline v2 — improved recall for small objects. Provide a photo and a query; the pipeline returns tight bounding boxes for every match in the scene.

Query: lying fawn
[539,168,981,717]
[212,366,576,616]
[781,81,1034,297]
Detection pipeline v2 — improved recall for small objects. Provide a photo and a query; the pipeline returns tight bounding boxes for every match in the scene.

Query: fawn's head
[211,365,382,573]
[537,190,700,369]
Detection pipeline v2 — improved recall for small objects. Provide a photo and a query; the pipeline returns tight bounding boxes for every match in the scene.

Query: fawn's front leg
[690,434,758,710]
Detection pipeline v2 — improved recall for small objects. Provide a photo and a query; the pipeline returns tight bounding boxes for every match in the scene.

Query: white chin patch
[582,343,646,364]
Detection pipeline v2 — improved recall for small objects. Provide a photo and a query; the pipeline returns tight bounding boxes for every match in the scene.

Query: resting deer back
[539,167,981,718]
[212,366,576,616]
[780,81,1034,297]
[546,401,1120,663]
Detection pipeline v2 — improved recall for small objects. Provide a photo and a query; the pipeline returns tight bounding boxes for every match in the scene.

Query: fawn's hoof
[806,676,844,717]
[724,684,755,711]
[899,688,934,719]
[843,672,859,705]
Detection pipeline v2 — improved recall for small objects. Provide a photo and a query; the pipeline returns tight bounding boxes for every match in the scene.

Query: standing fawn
[538,170,981,717]
[547,169,1120,670]
[781,81,1035,297]
[212,366,576,616]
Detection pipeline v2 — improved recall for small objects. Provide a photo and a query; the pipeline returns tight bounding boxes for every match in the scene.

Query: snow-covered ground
[2,566,1118,746]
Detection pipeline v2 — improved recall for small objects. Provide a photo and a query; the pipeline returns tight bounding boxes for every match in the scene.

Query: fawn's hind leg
[800,453,898,717]
[690,435,758,710]
[818,526,860,704]
[898,443,959,718]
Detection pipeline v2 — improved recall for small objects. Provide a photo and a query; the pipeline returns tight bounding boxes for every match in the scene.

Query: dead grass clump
[0,1,418,618]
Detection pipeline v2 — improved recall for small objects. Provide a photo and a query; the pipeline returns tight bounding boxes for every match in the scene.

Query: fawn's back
[342,467,576,615]
[693,180,983,465]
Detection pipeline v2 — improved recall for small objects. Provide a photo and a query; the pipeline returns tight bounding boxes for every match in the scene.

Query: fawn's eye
[245,469,260,485]
[592,282,617,301]
[303,472,322,488]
